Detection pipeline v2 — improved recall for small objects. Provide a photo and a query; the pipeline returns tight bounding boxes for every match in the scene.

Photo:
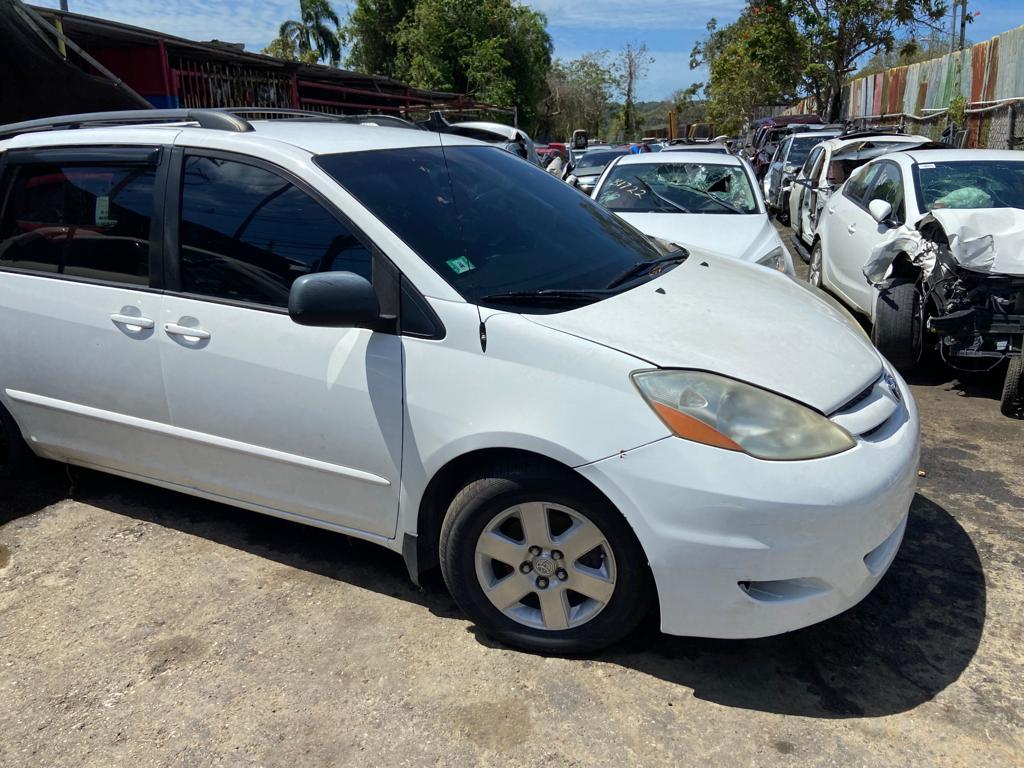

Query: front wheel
[440,465,653,653]
[808,240,824,288]
[872,280,923,374]
[1000,355,1024,417]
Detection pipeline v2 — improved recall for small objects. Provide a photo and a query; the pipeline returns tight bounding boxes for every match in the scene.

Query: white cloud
[529,0,743,29]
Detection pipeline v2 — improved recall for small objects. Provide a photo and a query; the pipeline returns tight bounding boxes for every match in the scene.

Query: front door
[158,151,403,537]
[0,147,179,480]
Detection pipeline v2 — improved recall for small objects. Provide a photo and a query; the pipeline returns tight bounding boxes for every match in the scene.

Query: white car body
[789,134,932,249]
[591,152,796,276]
[816,147,1023,321]
[0,115,919,644]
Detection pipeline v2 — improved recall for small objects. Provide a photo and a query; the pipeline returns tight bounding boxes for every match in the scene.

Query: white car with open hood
[591,152,795,276]
[0,109,918,653]
[812,148,1024,415]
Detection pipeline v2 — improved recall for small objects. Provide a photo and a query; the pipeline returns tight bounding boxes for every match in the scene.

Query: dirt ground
[1,249,1022,767]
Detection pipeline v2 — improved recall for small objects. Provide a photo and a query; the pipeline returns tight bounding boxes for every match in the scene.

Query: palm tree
[279,0,342,66]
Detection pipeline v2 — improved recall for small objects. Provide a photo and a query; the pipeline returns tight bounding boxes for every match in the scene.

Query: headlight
[756,245,788,272]
[632,370,856,460]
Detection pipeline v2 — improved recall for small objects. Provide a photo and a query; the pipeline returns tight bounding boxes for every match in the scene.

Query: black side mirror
[288,271,380,328]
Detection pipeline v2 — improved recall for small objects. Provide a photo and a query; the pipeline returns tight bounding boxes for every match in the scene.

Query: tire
[871,280,923,374]
[0,404,34,493]
[808,240,824,288]
[440,464,653,654]
[1000,355,1024,418]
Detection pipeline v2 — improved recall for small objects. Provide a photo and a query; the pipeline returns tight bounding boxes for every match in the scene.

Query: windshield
[916,160,1024,210]
[316,146,663,307]
[596,162,758,214]
[574,149,629,175]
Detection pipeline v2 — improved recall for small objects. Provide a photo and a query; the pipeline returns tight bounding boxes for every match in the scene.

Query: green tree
[277,0,343,66]
[616,42,652,142]
[539,51,618,139]
[262,35,321,64]
[782,0,948,119]
[690,7,806,134]
[392,0,552,130]
[344,0,415,77]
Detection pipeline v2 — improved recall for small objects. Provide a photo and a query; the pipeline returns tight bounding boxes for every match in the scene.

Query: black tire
[440,464,653,654]
[1000,355,1024,418]
[0,404,34,493]
[871,280,923,374]
[808,240,824,288]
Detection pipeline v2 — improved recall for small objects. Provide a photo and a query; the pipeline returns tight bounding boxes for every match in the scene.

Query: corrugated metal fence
[785,24,1024,150]
[843,24,1024,149]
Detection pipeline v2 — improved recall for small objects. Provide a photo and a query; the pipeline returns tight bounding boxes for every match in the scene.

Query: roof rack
[0,109,254,140]
[0,107,430,141]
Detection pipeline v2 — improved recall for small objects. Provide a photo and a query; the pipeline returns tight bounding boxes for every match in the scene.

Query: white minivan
[0,110,919,653]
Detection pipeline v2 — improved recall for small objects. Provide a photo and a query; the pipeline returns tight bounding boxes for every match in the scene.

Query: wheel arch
[408,447,644,587]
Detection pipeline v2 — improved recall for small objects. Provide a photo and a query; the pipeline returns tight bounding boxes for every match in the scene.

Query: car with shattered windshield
[591,152,794,275]
[812,148,1024,415]
[0,108,919,653]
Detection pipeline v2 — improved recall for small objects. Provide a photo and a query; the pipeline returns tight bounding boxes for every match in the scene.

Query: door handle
[110,313,155,330]
[827,206,836,215]
[847,223,857,234]
[164,323,211,340]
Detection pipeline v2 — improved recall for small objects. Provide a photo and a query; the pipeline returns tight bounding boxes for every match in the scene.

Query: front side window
[867,163,906,223]
[916,160,1024,210]
[787,138,821,167]
[316,146,663,305]
[179,155,370,307]
[596,162,758,215]
[843,163,882,203]
[0,162,155,285]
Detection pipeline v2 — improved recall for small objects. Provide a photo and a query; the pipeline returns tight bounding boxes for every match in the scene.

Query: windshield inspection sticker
[446,256,476,275]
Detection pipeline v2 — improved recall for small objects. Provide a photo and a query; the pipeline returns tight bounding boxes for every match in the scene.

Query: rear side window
[179,155,371,308]
[0,163,155,285]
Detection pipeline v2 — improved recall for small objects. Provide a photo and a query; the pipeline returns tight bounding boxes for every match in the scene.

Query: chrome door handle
[164,323,211,340]
[847,223,857,234]
[110,313,155,329]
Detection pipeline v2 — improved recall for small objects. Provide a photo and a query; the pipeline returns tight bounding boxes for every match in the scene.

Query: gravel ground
[1,241,1022,767]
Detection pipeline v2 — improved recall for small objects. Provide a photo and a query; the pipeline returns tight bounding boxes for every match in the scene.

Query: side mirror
[784,163,797,175]
[288,271,380,328]
[868,199,894,225]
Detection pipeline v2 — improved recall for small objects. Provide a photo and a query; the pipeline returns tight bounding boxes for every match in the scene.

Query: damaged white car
[812,149,1024,415]
[592,153,794,275]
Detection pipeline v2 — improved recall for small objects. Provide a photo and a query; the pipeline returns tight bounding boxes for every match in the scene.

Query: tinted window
[0,163,154,285]
[867,163,905,223]
[787,137,820,166]
[844,163,882,203]
[574,149,630,174]
[316,146,663,305]
[802,147,823,176]
[179,156,370,307]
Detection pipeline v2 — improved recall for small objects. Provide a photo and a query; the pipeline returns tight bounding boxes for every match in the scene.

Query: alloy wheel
[474,502,616,631]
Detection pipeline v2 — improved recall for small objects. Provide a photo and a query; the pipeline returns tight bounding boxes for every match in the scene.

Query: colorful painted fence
[843,24,1024,149]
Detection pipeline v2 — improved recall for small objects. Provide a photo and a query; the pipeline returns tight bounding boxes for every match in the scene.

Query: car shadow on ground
[903,359,1008,404]
[2,472,984,720]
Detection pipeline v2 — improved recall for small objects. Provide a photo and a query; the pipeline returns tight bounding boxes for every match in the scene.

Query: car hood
[614,212,780,264]
[528,253,882,414]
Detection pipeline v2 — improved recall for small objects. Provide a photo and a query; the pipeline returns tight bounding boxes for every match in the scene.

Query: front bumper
[578,372,919,639]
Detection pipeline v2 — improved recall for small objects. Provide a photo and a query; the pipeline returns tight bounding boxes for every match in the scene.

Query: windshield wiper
[605,249,689,290]
[676,184,744,214]
[479,288,611,306]
[634,176,692,213]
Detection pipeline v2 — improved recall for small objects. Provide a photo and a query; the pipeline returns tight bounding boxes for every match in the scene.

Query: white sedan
[591,152,795,275]
[813,148,1024,409]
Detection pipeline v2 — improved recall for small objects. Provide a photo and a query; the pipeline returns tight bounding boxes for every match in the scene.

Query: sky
[34,0,1024,102]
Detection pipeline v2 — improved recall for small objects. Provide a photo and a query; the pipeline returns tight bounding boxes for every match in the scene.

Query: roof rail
[226,108,346,122]
[0,109,254,140]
